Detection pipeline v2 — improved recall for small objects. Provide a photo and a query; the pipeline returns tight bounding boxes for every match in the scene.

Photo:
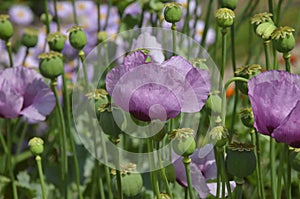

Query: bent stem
[183,157,194,199]
[5,41,13,67]
[36,156,47,199]
[51,80,68,199]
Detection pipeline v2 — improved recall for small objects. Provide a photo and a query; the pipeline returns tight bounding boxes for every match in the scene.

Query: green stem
[6,41,13,67]
[283,53,291,72]
[51,80,68,199]
[200,0,214,48]
[270,138,277,199]
[71,0,78,25]
[183,157,194,199]
[43,0,50,34]
[235,178,244,199]
[268,0,274,15]
[6,120,18,199]
[182,0,190,35]
[96,0,101,32]
[172,23,177,56]
[36,156,47,199]
[147,138,160,199]
[99,177,105,199]
[214,147,221,198]
[251,132,262,199]
[219,147,232,199]
[79,50,89,88]
[62,73,83,199]
[220,28,227,90]
[221,77,249,126]
[103,0,112,30]
[255,130,265,199]
[13,150,32,166]
[16,121,28,154]
[286,145,292,199]
[112,138,123,199]
[263,40,271,70]
[276,144,284,199]
[53,0,61,31]
[22,48,29,66]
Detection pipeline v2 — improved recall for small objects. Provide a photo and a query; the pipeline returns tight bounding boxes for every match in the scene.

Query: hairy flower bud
[0,15,13,41]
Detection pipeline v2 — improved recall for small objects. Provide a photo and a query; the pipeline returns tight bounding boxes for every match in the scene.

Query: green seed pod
[40,13,53,25]
[226,142,256,178]
[235,64,261,95]
[21,28,39,48]
[38,52,64,79]
[164,3,182,24]
[0,15,14,41]
[47,32,67,52]
[164,162,176,183]
[112,173,143,198]
[240,108,254,128]
[67,26,87,50]
[256,21,277,40]
[220,0,238,10]
[170,128,196,157]
[206,92,222,114]
[290,151,300,172]
[250,12,273,30]
[28,137,44,156]
[97,31,108,43]
[271,26,295,53]
[215,8,235,28]
[209,125,228,147]
[97,102,124,139]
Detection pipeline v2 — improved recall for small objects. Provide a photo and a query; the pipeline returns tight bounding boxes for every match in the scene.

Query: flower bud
[209,125,228,147]
[240,108,254,128]
[250,12,273,30]
[256,21,277,40]
[97,31,108,43]
[225,142,256,178]
[220,0,238,10]
[38,51,64,79]
[0,15,14,41]
[28,137,44,155]
[40,13,53,25]
[67,26,87,50]
[235,64,261,94]
[271,26,295,53]
[97,101,124,139]
[21,28,39,48]
[206,92,222,114]
[170,128,196,157]
[112,173,143,197]
[47,32,67,52]
[215,8,235,28]
[164,3,182,24]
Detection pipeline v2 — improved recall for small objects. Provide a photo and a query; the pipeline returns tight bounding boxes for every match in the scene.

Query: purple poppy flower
[173,144,236,198]
[0,67,55,121]
[9,5,34,25]
[248,70,300,147]
[106,50,211,121]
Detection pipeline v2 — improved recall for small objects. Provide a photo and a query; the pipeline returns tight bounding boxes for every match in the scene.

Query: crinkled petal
[272,100,300,147]
[21,87,55,121]
[106,51,147,95]
[248,70,300,135]
[129,83,180,121]
[0,80,23,118]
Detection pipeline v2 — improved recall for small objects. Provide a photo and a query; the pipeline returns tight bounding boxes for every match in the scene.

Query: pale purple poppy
[248,70,300,147]
[173,144,236,198]
[9,5,34,25]
[0,67,55,121]
[106,50,211,121]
